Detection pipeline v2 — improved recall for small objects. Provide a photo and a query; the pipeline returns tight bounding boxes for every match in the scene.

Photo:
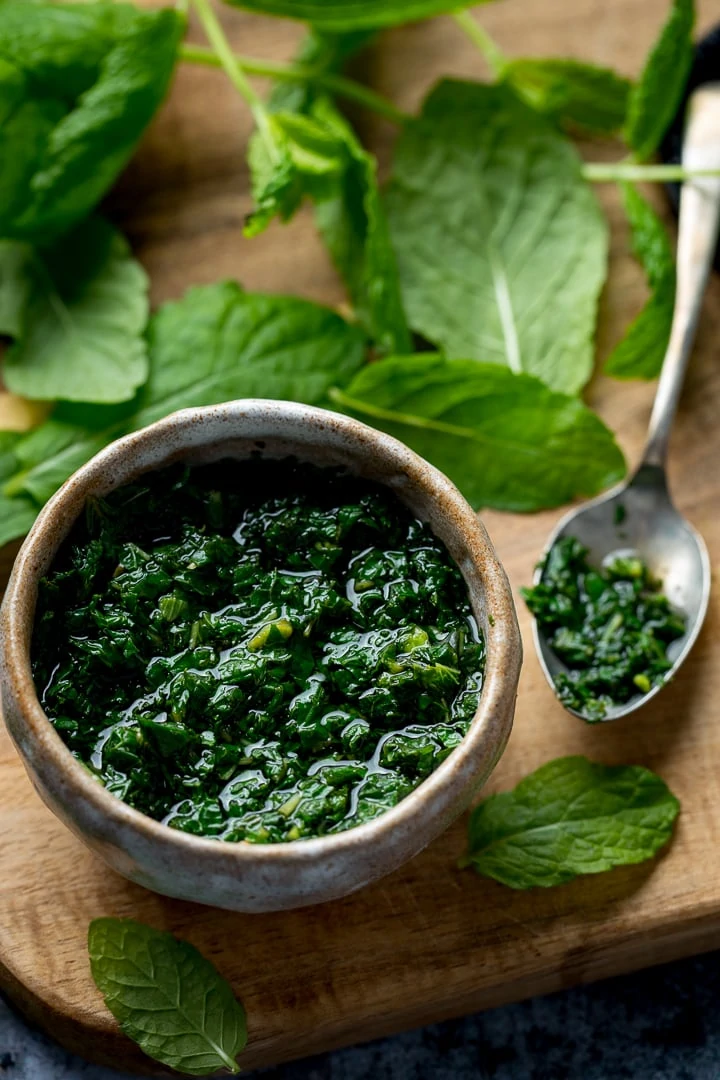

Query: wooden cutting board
[2,1,720,1074]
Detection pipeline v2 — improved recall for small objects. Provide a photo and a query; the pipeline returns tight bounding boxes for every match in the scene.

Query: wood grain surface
[2,1,720,1074]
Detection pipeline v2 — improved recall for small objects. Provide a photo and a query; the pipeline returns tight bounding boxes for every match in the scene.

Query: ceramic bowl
[0,400,521,912]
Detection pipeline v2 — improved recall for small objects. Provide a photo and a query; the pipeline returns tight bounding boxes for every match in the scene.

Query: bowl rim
[0,399,521,868]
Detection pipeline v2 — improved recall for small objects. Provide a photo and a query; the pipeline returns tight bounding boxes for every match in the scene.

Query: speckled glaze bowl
[0,400,521,912]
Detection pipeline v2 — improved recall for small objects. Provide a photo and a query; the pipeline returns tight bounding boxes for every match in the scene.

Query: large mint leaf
[461,756,680,889]
[385,81,608,394]
[624,0,694,161]
[330,354,625,512]
[6,281,365,506]
[606,183,675,379]
[137,281,365,426]
[89,918,246,1076]
[222,0,477,31]
[0,2,183,242]
[503,58,631,134]
[3,217,149,404]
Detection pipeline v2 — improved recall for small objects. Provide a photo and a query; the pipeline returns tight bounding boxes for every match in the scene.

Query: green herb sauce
[34,460,485,842]
[522,536,686,721]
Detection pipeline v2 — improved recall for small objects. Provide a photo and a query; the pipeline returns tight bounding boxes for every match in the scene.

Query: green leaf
[250,35,411,356]
[88,917,246,1076]
[0,432,38,548]
[623,0,694,160]
[222,0,477,31]
[0,493,38,549]
[605,183,675,379]
[138,281,365,426]
[330,354,626,512]
[0,241,33,337]
[6,281,365,505]
[244,111,348,237]
[0,2,183,242]
[385,81,608,394]
[461,756,680,889]
[2,217,149,404]
[503,58,631,134]
[311,98,412,356]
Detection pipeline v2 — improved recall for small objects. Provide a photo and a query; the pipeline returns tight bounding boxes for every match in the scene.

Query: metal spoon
[532,84,720,722]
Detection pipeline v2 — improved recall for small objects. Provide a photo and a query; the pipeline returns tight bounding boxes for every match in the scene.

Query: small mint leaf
[462,756,680,889]
[624,0,695,160]
[88,917,246,1076]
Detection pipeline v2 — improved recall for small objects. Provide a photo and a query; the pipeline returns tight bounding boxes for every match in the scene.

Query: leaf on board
[0,241,33,337]
[0,1,183,242]
[221,0,480,32]
[461,756,680,889]
[329,353,626,512]
[503,58,631,134]
[0,432,38,549]
[384,80,608,394]
[4,281,366,506]
[311,97,412,356]
[246,32,411,356]
[2,217,149,405]
[88,918,246,1076]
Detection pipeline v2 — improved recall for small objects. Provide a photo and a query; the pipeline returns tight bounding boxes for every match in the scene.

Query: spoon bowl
[533,464,711,722]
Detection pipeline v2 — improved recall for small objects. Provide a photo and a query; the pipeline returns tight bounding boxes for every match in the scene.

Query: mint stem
[190,0,279,161]
[178,43,411,125]
[583,162,720,182]
[452,11,507,76]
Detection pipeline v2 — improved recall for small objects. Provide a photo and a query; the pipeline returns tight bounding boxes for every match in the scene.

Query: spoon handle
[642,84,720,469]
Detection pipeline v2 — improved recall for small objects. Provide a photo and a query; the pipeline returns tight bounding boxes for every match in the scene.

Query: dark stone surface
[4,949,720,1079]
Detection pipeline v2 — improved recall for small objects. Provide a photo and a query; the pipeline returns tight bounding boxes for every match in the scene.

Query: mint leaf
[0,493,37,549]
[6,419,111,507]
[0,2,183,242]
[222,0,477,31]
[330,354,625,512]
[311,97,412,356]
[462,756,680,889]
[0,432,38,549]
[138,281,365,426]
[88,918,246,1076]
[244,110,349,237]
[5,281,365,505]
[623,0,694,161]
[0,242,33,337]
[503,58,631,134]
[251,36,411,355]
[2,217,149,404]
[606,183,675,379]
[385,81,608,394]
